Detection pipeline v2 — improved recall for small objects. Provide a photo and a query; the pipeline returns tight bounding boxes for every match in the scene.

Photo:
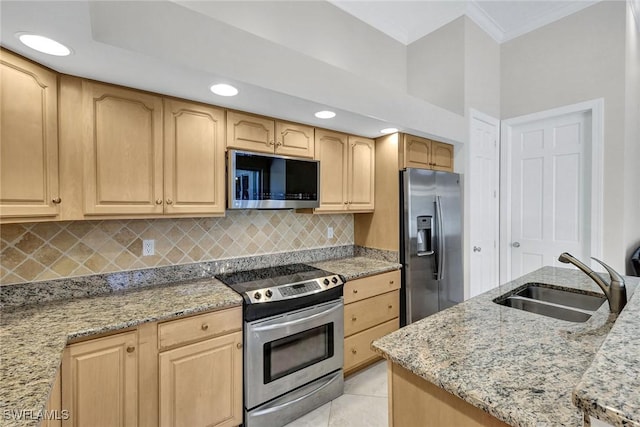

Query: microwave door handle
[251,302,342,332]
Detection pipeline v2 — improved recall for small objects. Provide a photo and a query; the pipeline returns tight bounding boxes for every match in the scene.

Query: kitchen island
[372,266,640,427]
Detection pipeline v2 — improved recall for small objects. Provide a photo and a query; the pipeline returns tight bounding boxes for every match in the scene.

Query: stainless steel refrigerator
[400,168,464,325]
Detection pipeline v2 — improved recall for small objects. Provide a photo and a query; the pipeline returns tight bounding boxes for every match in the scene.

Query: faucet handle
[591,257,625,287]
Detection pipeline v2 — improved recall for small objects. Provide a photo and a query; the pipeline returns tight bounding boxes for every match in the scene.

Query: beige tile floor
[284,361,389,427]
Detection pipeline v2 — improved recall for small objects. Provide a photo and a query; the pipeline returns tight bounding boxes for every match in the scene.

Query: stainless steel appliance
[401,168,463,324]
[228,150,320,209]
[216,264,344,427]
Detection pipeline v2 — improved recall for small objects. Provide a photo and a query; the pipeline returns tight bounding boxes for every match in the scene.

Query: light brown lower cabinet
[388,362,510,427]
[50,306,242,427]
[343,270,401,376]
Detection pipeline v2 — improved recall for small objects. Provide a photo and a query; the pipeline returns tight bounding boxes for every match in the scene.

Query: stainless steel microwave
[228,150,320,209]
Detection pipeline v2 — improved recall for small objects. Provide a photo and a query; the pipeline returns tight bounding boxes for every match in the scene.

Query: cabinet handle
[276,140,282,146]
[52,197,61,204]
[353,289,358,294]
[348,201,352,204]
[269,140,275,146]
[351,348,357,354]
[126,346,135,353]
[389,280,394,284]
[351,315,357,321]
[155,199,163,205]
[388,304,393,309]
[236,342,243,349]
[344,201,348,205]
[201,323,209,331]
[166,199,173,205]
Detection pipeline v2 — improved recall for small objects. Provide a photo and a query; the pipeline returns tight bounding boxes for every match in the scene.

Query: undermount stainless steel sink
[494,283,606,323]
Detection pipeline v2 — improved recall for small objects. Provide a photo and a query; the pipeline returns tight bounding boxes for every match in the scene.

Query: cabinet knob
[351,315,357,321]
[348,201,352,204]
[126,346,135,353]
[344,201,348,205]
[201,324,209,331]
[388,304,393,309]
[389,280,394,284]
[353,289,358,294]
[236,342,243,349]
[351,348,357,354]
[166,199,173,205]
[276,141,282,146]
[52,197,61,204]
[269,140,275,146]
[155,199,163,205]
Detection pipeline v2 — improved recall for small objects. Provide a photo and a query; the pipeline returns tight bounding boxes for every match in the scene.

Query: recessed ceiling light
[380,128,399,134]
[210,83,238,97]
[17,34,71,56]
[315,110,336,119]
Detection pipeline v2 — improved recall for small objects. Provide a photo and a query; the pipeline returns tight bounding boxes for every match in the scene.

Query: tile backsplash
[0,211,353,285]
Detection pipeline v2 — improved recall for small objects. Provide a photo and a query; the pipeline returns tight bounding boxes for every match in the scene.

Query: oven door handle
[250,371,342,416]
[251,302,342,332]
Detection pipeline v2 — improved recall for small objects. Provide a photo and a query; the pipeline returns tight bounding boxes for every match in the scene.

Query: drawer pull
[351,315,357,322]
[126,346,135,353]
[351,348,357,354]
[237,342,242,349]
[353,289,358,294]
[52,197,61,204]
[390,280,394,284]
[201,324,209,331]
[388,304,393,309]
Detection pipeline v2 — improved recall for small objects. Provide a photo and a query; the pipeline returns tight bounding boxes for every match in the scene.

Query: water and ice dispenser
[416,215,434,256]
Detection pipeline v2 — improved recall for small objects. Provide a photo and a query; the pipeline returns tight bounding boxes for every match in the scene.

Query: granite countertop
[372,266,640,427]
[309,256,401,280]
[0,254,399,427]
[0,277,242,427]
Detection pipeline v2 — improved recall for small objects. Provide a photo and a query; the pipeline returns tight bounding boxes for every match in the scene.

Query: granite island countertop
[0,254,400,427]
[372,266,640,427]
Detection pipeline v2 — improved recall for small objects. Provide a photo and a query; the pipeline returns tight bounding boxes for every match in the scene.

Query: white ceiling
[0,1,602,140]
[329,0,600,44]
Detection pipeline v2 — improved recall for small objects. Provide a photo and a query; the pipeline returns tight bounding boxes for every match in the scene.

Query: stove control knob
[265,290,273,298]
[331,276,338,284]
[254,292,262,300]
[323,278,330,286]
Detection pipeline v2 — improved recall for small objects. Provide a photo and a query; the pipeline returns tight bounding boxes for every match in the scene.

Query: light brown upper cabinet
[226,111,314,158]
[82,81,226,217]
[82,81,164,216]
[315,129,374,213]
[401,134,454,172]
[0,50,60,222]
[164,99,225,216]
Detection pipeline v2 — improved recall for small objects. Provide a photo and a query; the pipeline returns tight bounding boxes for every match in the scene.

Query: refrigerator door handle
[436,195,445,281]
[417,251,434,257]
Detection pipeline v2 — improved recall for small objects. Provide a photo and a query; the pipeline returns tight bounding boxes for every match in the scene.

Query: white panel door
[510,112,590,277]
[469,113,500,297]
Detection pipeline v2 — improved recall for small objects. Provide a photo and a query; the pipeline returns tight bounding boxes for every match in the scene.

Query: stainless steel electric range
[216,263,345,427]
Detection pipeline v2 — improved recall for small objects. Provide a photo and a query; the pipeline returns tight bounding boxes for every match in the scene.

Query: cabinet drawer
[344,318,398,373]
[345,290,399,337]
[158,307,242,350]
[344,270,400,304]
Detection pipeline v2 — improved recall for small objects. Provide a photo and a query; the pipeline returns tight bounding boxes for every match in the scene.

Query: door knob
[473,246,482,252]
[512,242,521,248]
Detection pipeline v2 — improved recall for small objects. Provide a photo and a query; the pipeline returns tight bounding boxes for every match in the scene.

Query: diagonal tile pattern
[0,211,353,285]
[285,361,389,427]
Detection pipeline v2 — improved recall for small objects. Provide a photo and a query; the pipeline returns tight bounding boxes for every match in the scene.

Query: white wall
[464,17,501,119]
[624,1,640,275]
[407,17,465,116]
[501,1,631,270]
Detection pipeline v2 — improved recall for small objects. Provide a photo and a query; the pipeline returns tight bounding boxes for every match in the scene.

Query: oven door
[244,299,344,409]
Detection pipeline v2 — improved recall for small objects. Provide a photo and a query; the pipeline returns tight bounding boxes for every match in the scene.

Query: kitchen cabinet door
[164,99,225,215]
[159,331,243,427]
[431,141,454,172]
[62,331,138,427]
[348,136,375,212]
[0,50,60,221]
[403,134,432,169]
[275,121,314,158]
[315,129,348,212]
[42,368,63,427]
[226,111,275,154]
[82,81,163,215]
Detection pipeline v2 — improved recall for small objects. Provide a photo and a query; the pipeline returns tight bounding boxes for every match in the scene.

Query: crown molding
[465,0,505,43]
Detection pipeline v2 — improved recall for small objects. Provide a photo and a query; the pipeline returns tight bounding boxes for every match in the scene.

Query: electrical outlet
[142,239,155,256]
[327,227,334,239]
